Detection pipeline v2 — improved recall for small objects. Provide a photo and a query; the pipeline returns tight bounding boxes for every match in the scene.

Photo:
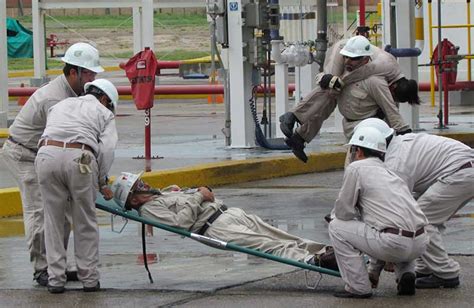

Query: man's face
[71,67,97,95]
[344,56,368,72]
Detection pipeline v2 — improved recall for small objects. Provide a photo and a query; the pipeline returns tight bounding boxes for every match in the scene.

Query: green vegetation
[109,50,210,61]
[16,12,208,29]
[8,58,64,71]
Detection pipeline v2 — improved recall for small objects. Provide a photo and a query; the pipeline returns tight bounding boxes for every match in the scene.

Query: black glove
[319,74,344,90]
[396,128,412,135]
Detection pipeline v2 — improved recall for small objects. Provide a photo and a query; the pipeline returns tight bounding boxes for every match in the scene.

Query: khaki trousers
[2,140,73,273]
[207,207,326,262]
[329,218,428,295]
[36,146,100,288]
[416,167,474,279]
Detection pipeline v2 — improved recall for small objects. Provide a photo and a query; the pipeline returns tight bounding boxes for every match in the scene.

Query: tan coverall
[140,191,327,262]
[329,157,428,295]
[1,75,76,274]
[384,133,474,279]
[293,40,407,143]
[35,94,117,288]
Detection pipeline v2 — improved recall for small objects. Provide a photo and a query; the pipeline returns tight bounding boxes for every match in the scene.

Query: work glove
[319,74,344,91]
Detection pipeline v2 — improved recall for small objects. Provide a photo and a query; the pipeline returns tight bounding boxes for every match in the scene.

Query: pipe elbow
[271,40,286,64]
[384,45,422,58]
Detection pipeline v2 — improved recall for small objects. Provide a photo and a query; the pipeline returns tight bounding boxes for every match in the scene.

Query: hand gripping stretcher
[95,196,341,289]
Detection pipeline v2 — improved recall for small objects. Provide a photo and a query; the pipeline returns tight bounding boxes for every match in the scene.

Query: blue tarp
[7,17,33,58]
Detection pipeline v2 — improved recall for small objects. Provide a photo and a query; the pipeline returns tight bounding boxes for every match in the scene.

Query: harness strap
[142,223,154,283]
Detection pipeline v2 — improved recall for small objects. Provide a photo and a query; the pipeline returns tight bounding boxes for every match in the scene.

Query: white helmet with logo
[348,126,386,153]
[61,42,104,73]
[84,79,119,114]
[340,36,374,58]
[354,118,394,139]
[111,172,144,209]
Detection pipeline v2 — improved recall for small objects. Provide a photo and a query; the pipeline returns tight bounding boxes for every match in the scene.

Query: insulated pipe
[8,84,297,97]
[415,0,425,52]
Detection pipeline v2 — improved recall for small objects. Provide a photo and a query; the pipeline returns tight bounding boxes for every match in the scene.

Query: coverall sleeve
[140,193,204,230]
[334,166,361,220]
[97,117,118,185]
[366,77,411,132]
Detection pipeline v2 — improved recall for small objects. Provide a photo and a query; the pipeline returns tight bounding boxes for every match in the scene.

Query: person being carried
[328,126,428,298]
[279,35,418,163]
[110,172,337,271]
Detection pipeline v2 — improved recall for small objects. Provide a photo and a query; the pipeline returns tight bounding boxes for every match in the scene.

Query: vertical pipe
[467,0,472,81]
[359,0,366,26]
[343,0,348,38]
[0,0,9,128]
[437,0,444,128]
[443,64,449,126]
[315,0,328,72]
[428,0,435,107]
[144,108,151,171]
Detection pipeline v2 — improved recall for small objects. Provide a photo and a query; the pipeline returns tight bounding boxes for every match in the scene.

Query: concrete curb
[0,151,346,218]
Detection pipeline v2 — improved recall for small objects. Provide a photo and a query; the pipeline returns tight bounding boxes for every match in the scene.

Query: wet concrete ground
[1,171,473,307]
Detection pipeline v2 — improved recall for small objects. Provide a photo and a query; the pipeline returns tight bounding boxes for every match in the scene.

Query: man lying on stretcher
[110,172,338,271]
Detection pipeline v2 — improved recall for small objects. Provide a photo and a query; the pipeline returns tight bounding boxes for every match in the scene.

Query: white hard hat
[61,42,104,73]
[111,172,144,209]
[348,126,386,153]
[84,79,119,113]
[340,36,374,58]
[354,118,394,139]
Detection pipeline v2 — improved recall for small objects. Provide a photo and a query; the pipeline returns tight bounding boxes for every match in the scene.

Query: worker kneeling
[328,127,428,298]
[111,173,338,271]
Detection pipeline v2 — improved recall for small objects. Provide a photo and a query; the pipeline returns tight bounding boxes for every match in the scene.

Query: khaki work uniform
[1,75,76,273]
[140,192,327,262]
[293,41,406,143]
[384,133,474,279]
[329,157,428,295]
[35,94,117,288]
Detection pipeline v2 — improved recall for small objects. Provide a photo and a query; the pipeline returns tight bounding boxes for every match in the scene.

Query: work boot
[84,281,101,292]
[33,269,48,287]
[415,271,431,278]
[397,272,416,296]
[415,275,460,289]
[284,133,308,163]
[66,270,79,282]
[307,246,339,272]
[279,112,299,138]
[47,284,65,294]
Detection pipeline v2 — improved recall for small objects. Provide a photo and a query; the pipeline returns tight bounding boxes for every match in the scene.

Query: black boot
[284,133,308,163]
[279,112,299,138]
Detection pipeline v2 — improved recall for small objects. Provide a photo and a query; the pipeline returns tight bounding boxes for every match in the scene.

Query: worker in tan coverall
[329,126,428,298]
[110,173,338,270]
[35,79,118,294]
[280,36,418,162]
[1,42,103,286]
[382,131,473,289]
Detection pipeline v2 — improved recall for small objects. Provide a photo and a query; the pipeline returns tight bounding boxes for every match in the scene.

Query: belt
[39,139,94,153]
[382,227,425,238]
[197,205,228,235]
[458,161,473,171]
[7,136,37,153]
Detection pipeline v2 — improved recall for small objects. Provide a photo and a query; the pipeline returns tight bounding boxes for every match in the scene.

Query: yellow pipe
[428,1,435,107]
[432,24,474,28]
[468,0,472,81]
